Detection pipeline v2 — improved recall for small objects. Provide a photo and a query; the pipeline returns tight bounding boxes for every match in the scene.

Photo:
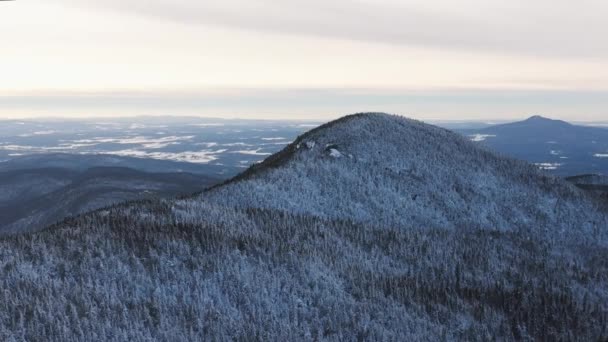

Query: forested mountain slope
[0,167,219,234]
[207,113,607,238]
[0,113,607,341]
[0,153,238,177]
[567,174,608,199]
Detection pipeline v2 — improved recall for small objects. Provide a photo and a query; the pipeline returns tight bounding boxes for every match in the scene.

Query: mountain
[0,153,233,233]
[460,115,608,176]
[0,166,220,234]
[208,113,604,233]
[0,153,239,177]
[0,113,606,341]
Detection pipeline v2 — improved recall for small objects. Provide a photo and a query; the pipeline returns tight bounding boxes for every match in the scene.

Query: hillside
[0,153,239,177]
[0,166,220,234]
[208,113,606,237]
[567,174,608,199]
[0,113,607,341]
[459,115,608,176]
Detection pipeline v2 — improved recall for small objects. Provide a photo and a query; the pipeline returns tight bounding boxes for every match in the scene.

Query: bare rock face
[328,148,343,158]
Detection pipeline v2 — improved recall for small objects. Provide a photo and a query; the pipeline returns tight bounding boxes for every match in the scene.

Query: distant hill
[0,153,239,177]
[0,113,606,341]
[460,115,608,176]
[0,166,220,234]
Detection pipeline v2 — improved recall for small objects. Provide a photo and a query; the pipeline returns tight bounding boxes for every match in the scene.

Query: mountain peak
[526,115,549,121]
[208,112,600,232]
[219,112,417,185]
[523,115,571,126]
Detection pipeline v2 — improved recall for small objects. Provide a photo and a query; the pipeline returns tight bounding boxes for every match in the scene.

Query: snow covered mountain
[208,113,606,237]
[0,113,606,341]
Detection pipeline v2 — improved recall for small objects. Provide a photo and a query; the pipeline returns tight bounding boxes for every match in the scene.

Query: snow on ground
[232,149,272,156]
[208,113,606,237]
[535,162,562,170]
[97,149,228,163]
[469,134,496,142]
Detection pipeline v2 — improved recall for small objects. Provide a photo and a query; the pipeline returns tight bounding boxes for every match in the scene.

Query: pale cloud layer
[67,0,608,58]
[0,0,607,120]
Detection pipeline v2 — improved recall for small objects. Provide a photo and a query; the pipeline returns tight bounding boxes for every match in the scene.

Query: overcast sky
[1,0,607,120]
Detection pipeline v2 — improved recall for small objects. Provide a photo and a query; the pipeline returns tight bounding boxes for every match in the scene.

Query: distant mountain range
[0,164,221,234]
[459,115,608,176]
[0,153,238,176]
[1,113,606,341]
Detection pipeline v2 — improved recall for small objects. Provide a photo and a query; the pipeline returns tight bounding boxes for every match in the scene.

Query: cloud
[59,0,608,58]
[3,0,607,120]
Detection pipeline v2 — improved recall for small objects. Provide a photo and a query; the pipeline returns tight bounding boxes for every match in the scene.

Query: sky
[0,0,607,121]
